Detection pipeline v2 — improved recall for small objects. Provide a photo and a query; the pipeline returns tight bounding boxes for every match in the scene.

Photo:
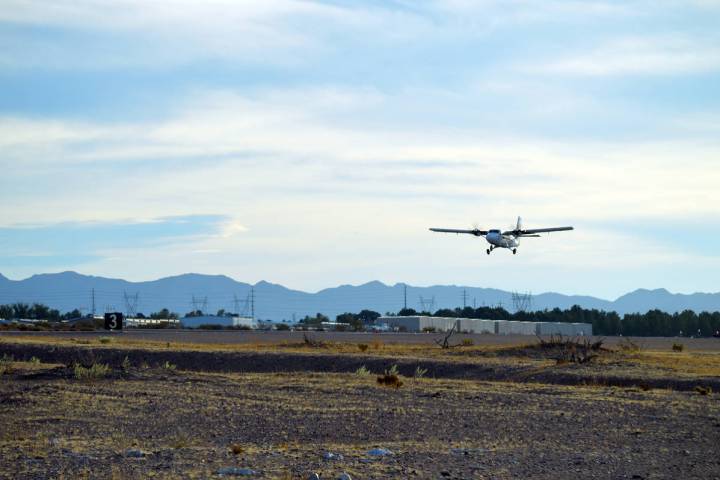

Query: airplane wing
[503,226,574,235]
[429,228,487,236]
[522,226,574,234]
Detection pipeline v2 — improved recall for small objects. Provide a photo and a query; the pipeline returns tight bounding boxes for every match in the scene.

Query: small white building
[181,315,257,329]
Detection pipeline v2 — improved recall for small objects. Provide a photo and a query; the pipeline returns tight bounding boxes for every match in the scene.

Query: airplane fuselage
[486,230,519,249]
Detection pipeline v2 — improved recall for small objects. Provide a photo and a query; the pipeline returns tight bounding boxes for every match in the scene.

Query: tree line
[396,305,720,337]
[3,302,720,337]
[0,303,179,322]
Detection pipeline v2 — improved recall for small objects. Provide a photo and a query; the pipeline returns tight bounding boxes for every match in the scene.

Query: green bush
[74,363,110,380]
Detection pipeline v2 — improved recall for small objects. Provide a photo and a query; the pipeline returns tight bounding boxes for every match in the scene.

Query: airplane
[429,217,573,255]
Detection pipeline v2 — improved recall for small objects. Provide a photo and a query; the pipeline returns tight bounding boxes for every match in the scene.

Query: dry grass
[73,363,110,380]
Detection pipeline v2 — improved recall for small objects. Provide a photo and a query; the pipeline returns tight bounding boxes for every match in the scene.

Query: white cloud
[527,35,720,76]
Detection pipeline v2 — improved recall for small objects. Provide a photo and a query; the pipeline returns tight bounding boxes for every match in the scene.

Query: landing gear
[486,249,491,255]
[512,248,517,255]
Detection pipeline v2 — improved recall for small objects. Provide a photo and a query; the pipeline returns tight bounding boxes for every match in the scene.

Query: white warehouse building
[180,315,257,329]
[377,316,592,336]
[379,316,457,332]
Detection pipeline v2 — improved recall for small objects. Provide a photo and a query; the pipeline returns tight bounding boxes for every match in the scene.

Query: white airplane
[430,217,573,255]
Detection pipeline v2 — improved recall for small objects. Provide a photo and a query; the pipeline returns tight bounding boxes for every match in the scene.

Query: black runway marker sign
[104,312,124,331]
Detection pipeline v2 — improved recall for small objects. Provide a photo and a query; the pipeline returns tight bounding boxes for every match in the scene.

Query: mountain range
[1,271,719,321]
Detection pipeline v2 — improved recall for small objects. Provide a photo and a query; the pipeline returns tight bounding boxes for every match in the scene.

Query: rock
[307,474,321,480]
[451,448,467,456]
[337,473,352,480]
[217,467,257,476]
[323,452,344,461]
[367,447,393,457]
[124,449,147,458]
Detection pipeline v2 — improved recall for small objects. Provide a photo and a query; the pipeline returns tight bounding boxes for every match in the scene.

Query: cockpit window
[489,229,500,233]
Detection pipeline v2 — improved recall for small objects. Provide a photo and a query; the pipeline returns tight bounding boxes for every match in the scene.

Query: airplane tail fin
[516,216,522,231]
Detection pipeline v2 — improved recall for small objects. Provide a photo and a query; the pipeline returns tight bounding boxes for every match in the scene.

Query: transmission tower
[511,291,533,313]
[191,295,208,314]
[91,288,96,317]
[233,294,241,315]
[250,288,255,319]
[419,296,435,313]
[123,291,139,318]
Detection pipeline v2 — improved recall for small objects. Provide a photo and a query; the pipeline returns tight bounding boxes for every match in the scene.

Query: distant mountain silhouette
[0,271,718,321]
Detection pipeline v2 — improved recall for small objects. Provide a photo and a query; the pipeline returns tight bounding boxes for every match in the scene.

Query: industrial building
[535,322,592,336]
[495,320,537,335]
[455,318,495,334]
[377,316,592,336]
[180,315,257,329]
[380,316,458,332]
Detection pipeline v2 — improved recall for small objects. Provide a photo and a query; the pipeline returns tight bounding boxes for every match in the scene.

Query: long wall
[378,316,592,336]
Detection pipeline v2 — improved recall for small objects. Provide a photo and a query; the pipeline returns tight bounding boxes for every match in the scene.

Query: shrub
[73,363,110,380]
[275,323,290,331]
[371,339,383,350]
[461,338,474,347]
[0,354,14,375]
[358,343,369,352]
[695,386,712,396]
[377,373,403,388]
[99,336,112,344]
[422,327,436,333]
[29,356,41,365]
[121,356,131,373]
[618,338,641,353]
[672,343,684,352]
[162,361,177,371]
[229,444,244,455]
[414,366,428,378]
[355,365,371,376]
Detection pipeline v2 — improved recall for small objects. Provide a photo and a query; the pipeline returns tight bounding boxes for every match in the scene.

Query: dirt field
[1,335,719,479]
[3,330,720,351]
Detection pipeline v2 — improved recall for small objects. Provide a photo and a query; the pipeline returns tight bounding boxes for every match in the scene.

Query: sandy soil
[1,337,719,479]
[2,330,720,352]
[1,363,719,480]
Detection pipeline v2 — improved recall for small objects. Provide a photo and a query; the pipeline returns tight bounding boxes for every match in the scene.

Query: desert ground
[1,332,719,479]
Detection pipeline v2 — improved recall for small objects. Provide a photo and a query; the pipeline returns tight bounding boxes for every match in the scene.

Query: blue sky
[1,0,719,298]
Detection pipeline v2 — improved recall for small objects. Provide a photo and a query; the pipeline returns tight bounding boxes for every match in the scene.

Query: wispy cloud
[1,1,719,296]
[525,35,720,76]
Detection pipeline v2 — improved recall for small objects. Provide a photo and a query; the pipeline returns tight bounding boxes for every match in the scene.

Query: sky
[1,0,719,299]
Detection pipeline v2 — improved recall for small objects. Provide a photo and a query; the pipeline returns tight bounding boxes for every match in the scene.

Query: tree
[357,309,380,324]
[150,308,179,320]
[336,312,364,331]
[299,313,329,325]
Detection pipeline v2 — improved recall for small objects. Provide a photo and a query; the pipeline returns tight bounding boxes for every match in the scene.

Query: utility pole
[91,288,96,317]
[250,288,255,319]
[462,289,468,309]
[403,284,407,310]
